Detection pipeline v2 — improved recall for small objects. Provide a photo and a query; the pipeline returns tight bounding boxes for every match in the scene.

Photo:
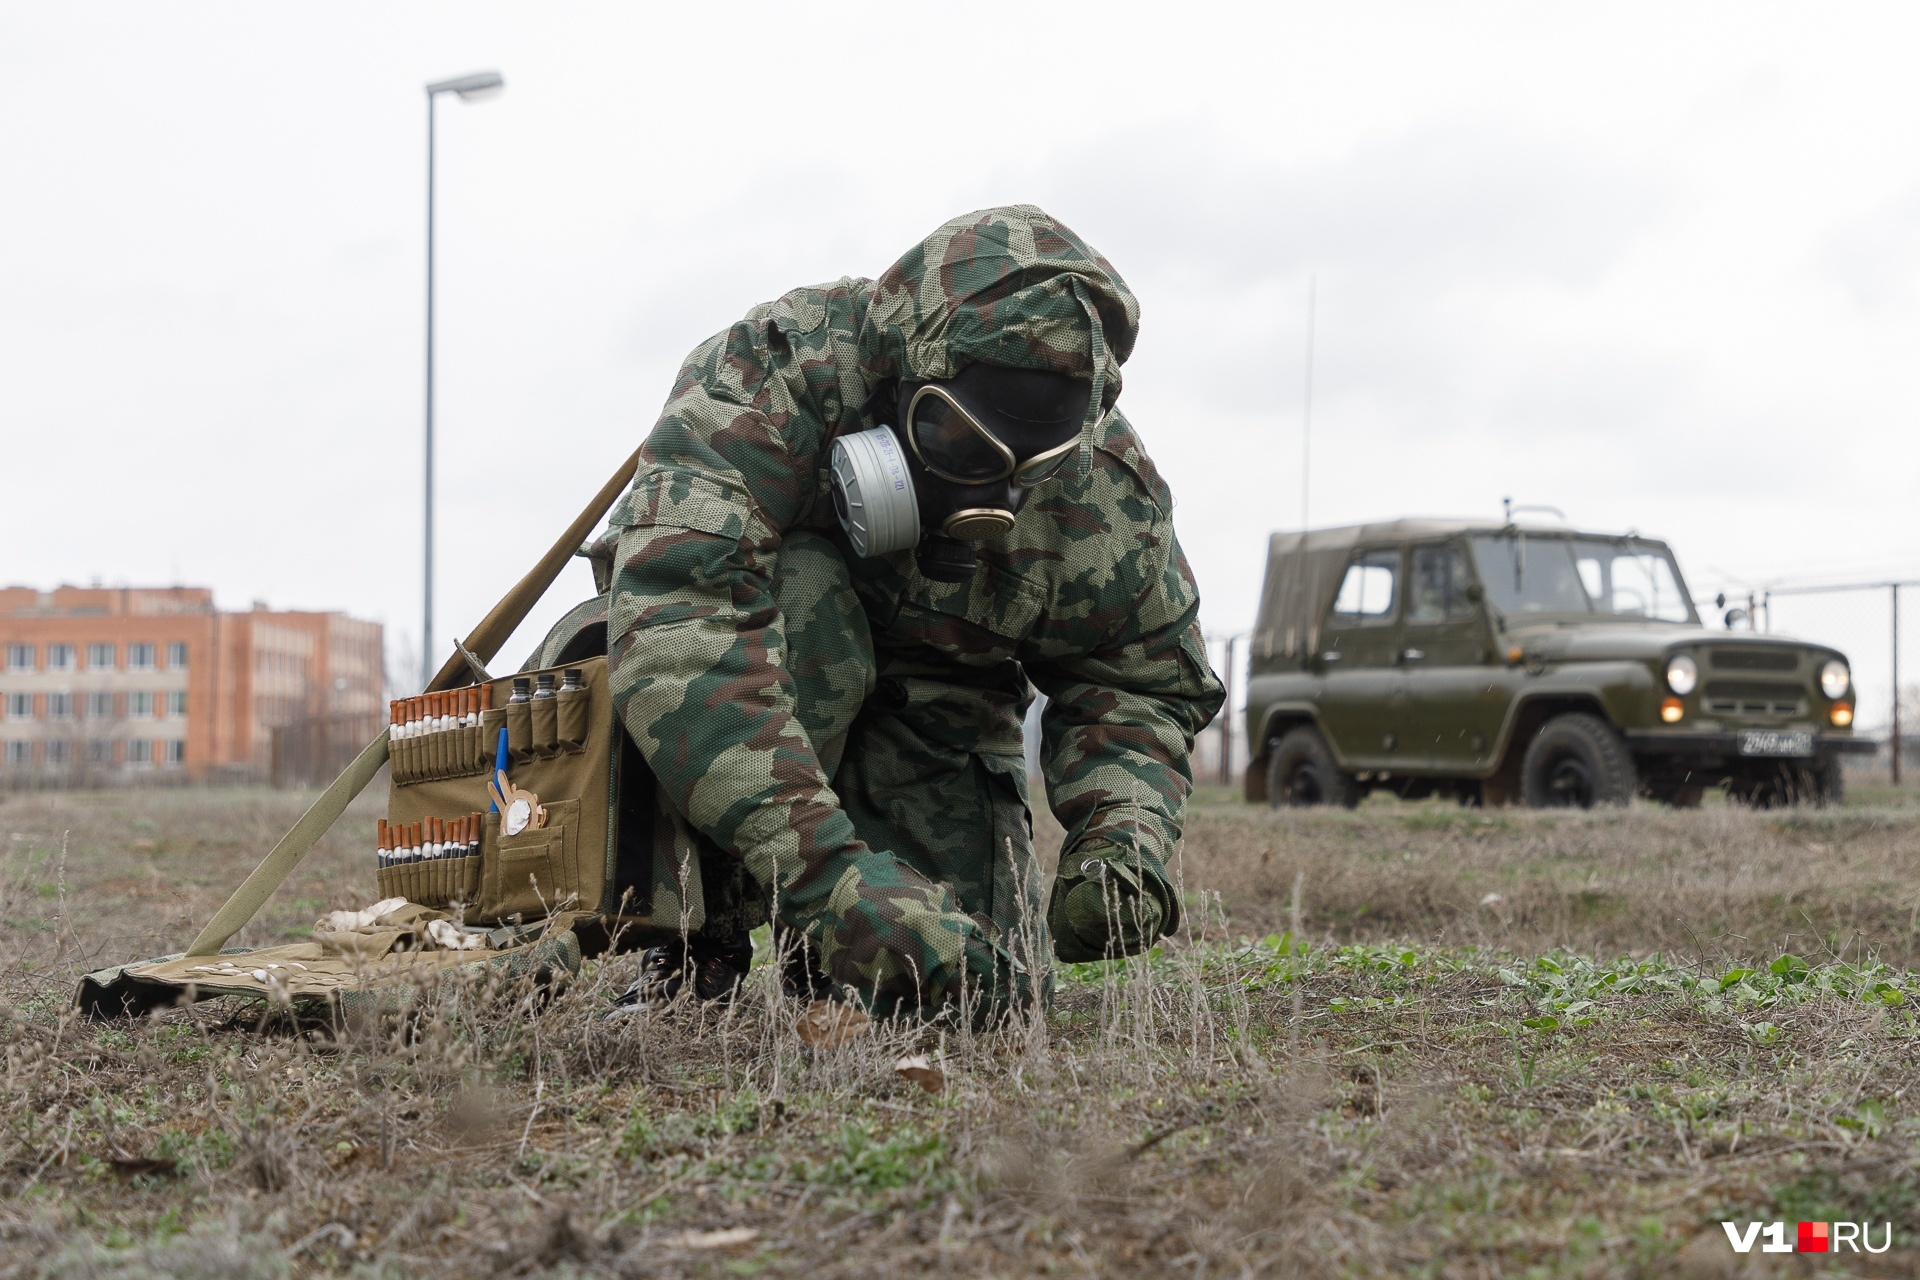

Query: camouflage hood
[856,205,1140,478]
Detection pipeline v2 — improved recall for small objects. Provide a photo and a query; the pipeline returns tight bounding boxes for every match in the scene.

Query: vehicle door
[1399,540,1505,771]
[1314,546,1408,769]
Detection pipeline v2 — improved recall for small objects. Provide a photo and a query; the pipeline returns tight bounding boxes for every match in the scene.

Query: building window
[46,644,75,671]
[129,691,153,718]
[167,690,188,717]
[45,741,70,766]
[4,693,30,720]
[87,740,113,765]
[167,642,188,669]
[5,644,31,672]
[129,643,155,671]
[88,642,114,670]
[164,740,185,765]
[127,739,151,764]
[46,692,71,720]
[87,691,113,719]
[3,742,28,767]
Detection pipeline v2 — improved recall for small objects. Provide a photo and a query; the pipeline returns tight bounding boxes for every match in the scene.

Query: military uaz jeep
[1242,521,1874,808]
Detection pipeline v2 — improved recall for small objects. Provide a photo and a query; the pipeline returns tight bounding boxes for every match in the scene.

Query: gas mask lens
[907,385,1075,489]
[1011,439,1076,487]
[909,389,1008,483]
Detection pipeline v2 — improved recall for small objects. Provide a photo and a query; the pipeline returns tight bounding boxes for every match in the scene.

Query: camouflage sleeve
[610,306,1020,1014]
[1028,524,1224,907]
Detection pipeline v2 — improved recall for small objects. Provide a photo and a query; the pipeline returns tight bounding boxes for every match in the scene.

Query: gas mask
[830,364,1091,582]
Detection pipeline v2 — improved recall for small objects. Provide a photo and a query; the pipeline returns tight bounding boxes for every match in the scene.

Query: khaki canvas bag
[76,449,702,1020]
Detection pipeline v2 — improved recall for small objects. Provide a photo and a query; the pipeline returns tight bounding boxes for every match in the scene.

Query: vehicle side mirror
[1463,582,1485,604]
[1723,607,1748,630]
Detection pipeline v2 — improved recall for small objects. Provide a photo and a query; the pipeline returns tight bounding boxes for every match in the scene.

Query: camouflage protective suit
[600,206,1222,1017]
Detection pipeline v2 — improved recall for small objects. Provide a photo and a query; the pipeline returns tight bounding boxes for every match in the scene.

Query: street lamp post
[423,70,504,688]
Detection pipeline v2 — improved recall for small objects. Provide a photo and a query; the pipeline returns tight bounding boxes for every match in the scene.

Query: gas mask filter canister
[829,426,920,557]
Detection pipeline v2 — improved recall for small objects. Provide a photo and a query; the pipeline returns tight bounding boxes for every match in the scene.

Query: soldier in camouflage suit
[601,205,1222,1019]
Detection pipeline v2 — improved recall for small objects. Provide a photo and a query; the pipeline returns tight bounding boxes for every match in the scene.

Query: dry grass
[2,785,1920,1276]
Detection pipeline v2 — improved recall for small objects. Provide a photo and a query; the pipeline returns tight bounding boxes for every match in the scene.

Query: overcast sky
[5,3,1919,721]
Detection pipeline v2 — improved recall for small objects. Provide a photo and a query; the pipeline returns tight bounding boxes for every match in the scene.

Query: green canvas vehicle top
[1242,519,1875,809]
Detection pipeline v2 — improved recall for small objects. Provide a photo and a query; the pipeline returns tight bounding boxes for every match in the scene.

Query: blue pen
[490,726,510,811]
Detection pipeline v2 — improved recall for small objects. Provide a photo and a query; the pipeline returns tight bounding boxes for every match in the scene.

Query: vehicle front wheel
[1266,727,1361,810]
[1520,713,1636,809]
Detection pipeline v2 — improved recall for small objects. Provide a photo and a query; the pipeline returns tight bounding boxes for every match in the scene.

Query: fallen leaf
[796,1000,870,1049]
[666,1227,758,1250]
[894,1054,946,1094]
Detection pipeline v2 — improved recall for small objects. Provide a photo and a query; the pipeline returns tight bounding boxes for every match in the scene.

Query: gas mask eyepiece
[829,365,1092,579]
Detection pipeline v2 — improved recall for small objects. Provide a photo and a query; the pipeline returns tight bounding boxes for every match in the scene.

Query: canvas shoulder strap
[185,448,641,957]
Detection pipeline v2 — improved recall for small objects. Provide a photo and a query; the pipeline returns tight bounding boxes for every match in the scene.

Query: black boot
[609,932,753,1013]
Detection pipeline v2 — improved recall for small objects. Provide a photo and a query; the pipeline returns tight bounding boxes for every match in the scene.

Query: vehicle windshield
[1470,534,1696,623]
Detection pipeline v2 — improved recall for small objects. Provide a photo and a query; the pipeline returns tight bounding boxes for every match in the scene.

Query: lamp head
[428,70,505,101]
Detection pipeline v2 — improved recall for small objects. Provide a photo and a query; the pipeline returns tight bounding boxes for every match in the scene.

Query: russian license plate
[1740,729,1814,757]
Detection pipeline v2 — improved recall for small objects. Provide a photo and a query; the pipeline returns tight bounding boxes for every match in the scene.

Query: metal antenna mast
[1297,273,1319,662]
[1302,273,1315,540]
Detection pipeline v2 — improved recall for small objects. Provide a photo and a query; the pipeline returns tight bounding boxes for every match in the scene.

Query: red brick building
[0,585,383,784]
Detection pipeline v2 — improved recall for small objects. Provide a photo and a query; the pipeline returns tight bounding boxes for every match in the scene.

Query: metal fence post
[1220,634,1237,786]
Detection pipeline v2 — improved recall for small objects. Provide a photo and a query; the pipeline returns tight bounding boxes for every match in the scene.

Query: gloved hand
[802,849,1037,1023]
[1048,842,1173,963]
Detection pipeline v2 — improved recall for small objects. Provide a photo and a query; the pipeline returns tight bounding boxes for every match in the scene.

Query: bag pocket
[506,700,534,765]
[393,735,419,785]
[377,855,481,910]
[428,729,447,781]
[480,798,580,921]
[556,687,590,753]
[531,695,559,759]
[457,723,480,777]
[479,708,507,773]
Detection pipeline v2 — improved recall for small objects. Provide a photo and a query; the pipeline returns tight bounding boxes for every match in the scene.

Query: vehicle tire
[1266,727,1361,810]
[1520,713,1636,809]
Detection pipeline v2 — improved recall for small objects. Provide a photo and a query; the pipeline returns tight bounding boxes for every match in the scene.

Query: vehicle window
[1470,535,1590,615]
[1408,545,1477,625]
[1570,540,1694,622]
[1330,550,1399,625]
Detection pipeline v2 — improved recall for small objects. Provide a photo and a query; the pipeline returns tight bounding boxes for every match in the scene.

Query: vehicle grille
[1701,680,1805,718]
[1710,647,1799,672]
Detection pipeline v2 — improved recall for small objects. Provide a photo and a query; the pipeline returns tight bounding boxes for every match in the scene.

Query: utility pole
[423,70,505,690]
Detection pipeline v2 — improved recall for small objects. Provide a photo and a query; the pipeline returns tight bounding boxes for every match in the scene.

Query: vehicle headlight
[1665,653,1699,697]
[1820,659,1851,700]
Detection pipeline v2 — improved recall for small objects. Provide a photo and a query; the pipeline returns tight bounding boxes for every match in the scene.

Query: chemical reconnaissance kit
[75,450,703,1019]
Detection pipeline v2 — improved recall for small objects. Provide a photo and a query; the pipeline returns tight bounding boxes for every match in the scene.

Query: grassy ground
[4,785,1920,1276]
